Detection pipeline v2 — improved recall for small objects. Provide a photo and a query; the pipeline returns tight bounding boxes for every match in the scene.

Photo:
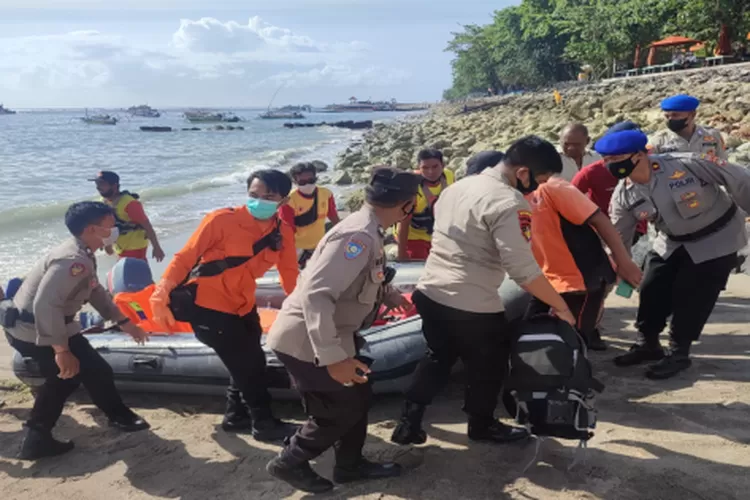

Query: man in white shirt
[559,123,602,181]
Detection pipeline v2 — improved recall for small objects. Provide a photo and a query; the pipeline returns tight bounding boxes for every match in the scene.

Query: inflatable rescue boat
[11,260,531,397]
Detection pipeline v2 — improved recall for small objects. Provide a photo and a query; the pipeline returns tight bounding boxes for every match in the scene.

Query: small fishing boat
[80,110,118,125]
[0,103,16,115]
[128,105,161,118]
[184,110,241,123]
[259,110,306,119]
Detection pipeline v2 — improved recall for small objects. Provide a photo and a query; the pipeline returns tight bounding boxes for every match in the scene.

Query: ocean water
[0,108,407,284]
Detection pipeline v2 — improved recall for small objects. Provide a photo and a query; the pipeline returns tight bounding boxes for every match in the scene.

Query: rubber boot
[390,401,427,445]
[221,388,253,433]
[333,457,402,484]
[250,407,298,443]
[18,426,75,460]
[266,453,334,494]
[646,342,692,380]
[613,341,665,367]
[467,417,529,443]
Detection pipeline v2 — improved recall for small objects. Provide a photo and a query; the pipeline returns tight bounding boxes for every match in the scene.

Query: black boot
[266,455,334,494]
[613,343,664,367]
[333,457,402,484]
[221,389,253,433]
[587,329,607,351]
[646,343,692,380]
[108,410,150,432]
[390,401,427,445]
[467,418,529,443]
[18,426,75,460]
[250,407,298,442]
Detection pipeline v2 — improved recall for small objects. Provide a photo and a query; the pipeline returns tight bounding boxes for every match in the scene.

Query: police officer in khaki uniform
[598,130,750,379]
[391,137,578,446]
[265,167,420,494]
[2,202,150,460]
[648,95,727,160]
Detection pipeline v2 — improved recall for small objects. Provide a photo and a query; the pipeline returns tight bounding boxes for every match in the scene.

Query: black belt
[667,204,738,243]
[19,310,75,325]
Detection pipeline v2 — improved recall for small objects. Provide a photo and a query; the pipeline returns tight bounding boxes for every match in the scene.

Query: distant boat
[128,105,160,118]
[259,110,306,119]
[80,110,118,125]
[0,104,17,115]
[184,110,241,123]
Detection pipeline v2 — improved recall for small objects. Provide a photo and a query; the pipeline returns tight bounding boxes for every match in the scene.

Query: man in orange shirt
[519,136,642,350]
[150,169,299,441]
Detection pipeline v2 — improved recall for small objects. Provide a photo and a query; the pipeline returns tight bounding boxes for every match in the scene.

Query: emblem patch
[688,200,700,209]
[669,170,686,179]
[681,191,696,201]
[344,239,366,260]
[517,210,532,242]
[652,162,661,172]
[637,211,651,220]
[69,263,86,277]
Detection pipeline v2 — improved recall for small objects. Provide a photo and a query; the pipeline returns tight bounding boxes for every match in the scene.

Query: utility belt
[0,300,75,328]
[667,204,737,243]
[169,220,282,323]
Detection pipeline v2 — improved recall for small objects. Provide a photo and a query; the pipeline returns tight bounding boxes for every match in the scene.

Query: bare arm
[396,219,411,261]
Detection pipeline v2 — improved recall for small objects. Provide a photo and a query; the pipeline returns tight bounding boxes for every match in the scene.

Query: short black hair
[505,135,563,176]
[247,169,292,197]
[417,149,444,164]
[289,162,317,179]
[365,166,421,207]
[65,201,115,236]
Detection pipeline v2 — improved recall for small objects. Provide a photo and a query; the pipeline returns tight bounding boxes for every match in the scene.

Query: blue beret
[660,94,700,112]
[594,130,649,156]
[607,120,640,134]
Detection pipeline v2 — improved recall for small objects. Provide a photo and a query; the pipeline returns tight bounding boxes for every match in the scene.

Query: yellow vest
[111,193,149,253]
[288,186,334,250]
[404,169,455,242]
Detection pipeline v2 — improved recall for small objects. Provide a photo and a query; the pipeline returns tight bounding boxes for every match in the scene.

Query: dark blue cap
[607,120,640,134]
[660,94,700,112]
[594,130,648,156]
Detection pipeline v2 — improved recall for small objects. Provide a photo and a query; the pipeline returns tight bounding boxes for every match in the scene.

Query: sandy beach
[1,274,749,500]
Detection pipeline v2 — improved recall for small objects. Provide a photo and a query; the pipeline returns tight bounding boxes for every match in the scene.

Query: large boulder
[332,171,353,186]
[344,189,366,212]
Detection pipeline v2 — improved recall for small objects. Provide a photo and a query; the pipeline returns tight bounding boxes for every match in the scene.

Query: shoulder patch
[69,262,86,277]
[517,210,532,242]
[344,239,366,260]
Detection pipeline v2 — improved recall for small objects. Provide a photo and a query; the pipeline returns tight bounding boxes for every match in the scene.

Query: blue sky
[0,0,514,108]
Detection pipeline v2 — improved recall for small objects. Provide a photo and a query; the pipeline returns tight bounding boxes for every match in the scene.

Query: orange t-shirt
[528,176,615,293]
[162,206,299,316]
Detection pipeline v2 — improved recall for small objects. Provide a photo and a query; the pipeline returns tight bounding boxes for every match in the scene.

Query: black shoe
[18,427,75,460]
[221,415,254,433]
[467,419,529,443]
[587,330,608,351]
[108,412,150,433]
[613,344,664,367]
[252,417,298,443]
[390,401,427,445]
[645,354,692,380]
[266,456,334,494]
[333,458,402,484]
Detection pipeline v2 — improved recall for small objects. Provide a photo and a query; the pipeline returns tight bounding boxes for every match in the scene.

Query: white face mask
[102,226,119,246]
[298,183,317,195]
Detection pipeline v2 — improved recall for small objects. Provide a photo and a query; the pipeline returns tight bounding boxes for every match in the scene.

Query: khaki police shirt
[610,153,750,264]
[266,205,391,366]
[559,150,602,182]
[417,167,542,313]
[648,126,727,160]
[6,238,122,346]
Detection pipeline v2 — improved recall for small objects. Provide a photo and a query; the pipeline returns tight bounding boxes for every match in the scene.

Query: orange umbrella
[649,35,701,47]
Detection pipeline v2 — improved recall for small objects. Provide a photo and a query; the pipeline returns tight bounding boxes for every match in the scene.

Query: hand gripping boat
[11,260,531,397]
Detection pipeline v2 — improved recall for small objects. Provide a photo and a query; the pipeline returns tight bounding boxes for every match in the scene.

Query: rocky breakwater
[335,65,750,211]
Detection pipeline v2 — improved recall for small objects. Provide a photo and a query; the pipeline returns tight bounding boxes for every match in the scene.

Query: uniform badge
[688,200,700,209]
[700,152,726,167]
[344,239,366,260]
[651,162,661,172]
[681,191,696,201]
[517,210,532,242]
[69,263,86,277]
[669,170,686,179]
[637,211,651,220]
[703,135,715,142]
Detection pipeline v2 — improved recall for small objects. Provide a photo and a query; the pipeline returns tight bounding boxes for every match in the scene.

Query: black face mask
[667,118,689,133]
[607,155,637,179]
[515,175,538,195]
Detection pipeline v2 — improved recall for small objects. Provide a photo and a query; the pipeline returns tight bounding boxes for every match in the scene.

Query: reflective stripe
[517,334,565,343]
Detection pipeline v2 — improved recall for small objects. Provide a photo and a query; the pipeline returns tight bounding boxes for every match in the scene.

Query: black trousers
[5,332,131,431]
[636,247,737,347]
[275,352,371,468]
[526,287,607,341]
[405,290,510,421]
[190,305,271,411]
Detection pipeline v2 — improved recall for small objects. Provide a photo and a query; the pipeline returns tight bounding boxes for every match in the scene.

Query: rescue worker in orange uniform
[90,171,165,263]
[150,169,299,441]
[279,162,340,268]
[397,149,455,261]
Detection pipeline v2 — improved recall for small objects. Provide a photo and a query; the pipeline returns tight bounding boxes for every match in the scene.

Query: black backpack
[504,315,605,442]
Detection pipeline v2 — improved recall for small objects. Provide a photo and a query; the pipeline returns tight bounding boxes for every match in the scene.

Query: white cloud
[0,15,409,106]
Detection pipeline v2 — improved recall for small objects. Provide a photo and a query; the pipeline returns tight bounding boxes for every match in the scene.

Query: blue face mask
[246,198,279,220]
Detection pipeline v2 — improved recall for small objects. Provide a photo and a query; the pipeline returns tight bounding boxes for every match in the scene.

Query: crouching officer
[597,130,750,379]
[265,166,420,494]
[2,202,150,460]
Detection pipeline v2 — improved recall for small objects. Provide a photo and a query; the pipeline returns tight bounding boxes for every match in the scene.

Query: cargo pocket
[670,181,708,219]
